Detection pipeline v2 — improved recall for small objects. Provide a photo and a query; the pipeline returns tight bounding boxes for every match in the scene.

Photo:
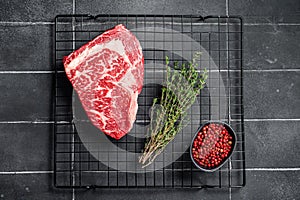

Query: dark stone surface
[0,124,52,171]
[0,0,73,22]
[232,171,300,200]
[229,0,300,23]
[243,71,300,119]
[76,188,229,200]
[76,0,226,16]
[245,121,300,168]
[0,174,72,200]
[0,0,300,199]
[243,25,300,69]
[0,25,53,71]
[0,74,53,121]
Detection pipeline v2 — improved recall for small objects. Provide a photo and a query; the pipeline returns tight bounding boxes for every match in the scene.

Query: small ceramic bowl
[190,121,237,172]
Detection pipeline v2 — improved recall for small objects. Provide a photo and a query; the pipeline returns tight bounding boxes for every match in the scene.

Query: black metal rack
[54,14,245,189]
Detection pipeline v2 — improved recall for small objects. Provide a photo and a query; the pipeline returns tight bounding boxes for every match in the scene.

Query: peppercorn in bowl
[190,121,237,172]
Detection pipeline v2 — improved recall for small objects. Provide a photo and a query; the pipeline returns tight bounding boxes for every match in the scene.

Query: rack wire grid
[54,14,245,189]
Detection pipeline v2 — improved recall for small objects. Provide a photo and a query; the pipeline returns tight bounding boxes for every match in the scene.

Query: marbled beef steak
[63,24,144,140]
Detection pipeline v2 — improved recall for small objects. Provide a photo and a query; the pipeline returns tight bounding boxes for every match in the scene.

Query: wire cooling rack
[54,14,245,188]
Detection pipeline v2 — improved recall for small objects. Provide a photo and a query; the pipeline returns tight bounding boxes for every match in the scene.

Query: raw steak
[63,24,144,140]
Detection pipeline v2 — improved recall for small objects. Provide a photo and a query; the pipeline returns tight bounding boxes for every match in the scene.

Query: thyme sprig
[139,52,208,167]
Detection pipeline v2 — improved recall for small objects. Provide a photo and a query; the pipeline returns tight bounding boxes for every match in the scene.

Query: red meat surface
[63,24,144,140]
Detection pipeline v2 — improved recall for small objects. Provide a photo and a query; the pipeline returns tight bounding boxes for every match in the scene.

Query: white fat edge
[118,45,143,94]
[115,42,143,122]
[126,91,139,131]
[131,91,139,116]
[118,70,136,93]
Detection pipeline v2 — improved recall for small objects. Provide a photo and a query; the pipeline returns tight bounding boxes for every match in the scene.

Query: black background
[0,0,299,199]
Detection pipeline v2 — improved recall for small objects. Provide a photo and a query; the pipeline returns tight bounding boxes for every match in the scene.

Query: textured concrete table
[0,0,299,199]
